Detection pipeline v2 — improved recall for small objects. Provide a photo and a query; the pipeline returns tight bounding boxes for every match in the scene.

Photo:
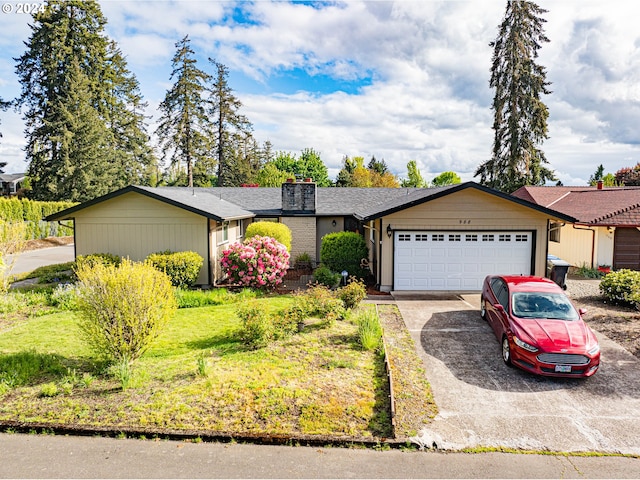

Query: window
[416,234,429,241]
[432,234,444,241]
[465,234,478,242]
[398,234,411,242]
[449,234,461,242]
[482,234,495,242]
[218,221,229,245]
[549,222,562,243]
[499,234,511,242]
[515,234,528,242]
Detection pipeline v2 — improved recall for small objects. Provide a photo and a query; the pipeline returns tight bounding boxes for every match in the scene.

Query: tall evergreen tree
[155,36,211,188]
[368,156,389,175]
[208,59,253,186]
[475,0,556,193]
[14,0,153,201]
[0,97,8,173]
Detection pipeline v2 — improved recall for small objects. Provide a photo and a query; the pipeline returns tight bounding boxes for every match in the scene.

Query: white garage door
[394,231,533,291]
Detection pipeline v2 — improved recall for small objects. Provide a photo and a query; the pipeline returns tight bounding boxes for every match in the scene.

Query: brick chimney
[282,179,316,213]
[597,180,603,190]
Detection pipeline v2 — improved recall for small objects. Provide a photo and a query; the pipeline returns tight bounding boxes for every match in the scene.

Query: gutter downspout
[57,220,76,258]
[572,224,596,269]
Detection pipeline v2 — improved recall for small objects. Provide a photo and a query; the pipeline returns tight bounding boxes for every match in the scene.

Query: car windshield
[511,292,579,321]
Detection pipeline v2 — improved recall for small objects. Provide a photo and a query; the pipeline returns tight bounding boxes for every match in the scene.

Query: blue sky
[1,0,640,185]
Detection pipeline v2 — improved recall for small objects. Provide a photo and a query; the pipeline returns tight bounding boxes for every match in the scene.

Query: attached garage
[355,183,575,292]
[394,230,533,290]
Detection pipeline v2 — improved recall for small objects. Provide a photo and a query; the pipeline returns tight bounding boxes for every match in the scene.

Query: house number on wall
[459,220,471,224]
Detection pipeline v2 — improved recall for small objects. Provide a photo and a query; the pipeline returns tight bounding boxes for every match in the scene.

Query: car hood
[514,318,596,352]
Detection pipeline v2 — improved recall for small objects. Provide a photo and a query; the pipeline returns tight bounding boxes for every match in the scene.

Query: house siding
[549,225,613,269]
[378,189,550,291]
[73,192,210,284]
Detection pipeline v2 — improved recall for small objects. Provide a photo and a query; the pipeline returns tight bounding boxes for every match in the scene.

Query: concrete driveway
[394,293,640,455]
[4,244,75,275]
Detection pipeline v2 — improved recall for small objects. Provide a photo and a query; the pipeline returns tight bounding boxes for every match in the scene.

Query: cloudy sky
[1,0,639,185]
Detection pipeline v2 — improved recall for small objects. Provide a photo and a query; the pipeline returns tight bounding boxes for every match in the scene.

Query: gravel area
[565,277,602,299]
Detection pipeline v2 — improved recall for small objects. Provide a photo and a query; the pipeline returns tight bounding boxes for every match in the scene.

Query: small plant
[110,357,132,390]
[236,301,273,349]
[39,382,59,397]
[574,263,603,279]
[313,264,341,288]
[337,278,367,309]
[196,352,209,377]
[357,309,382,351]
[293,252,312,269]
[49,283,79,310]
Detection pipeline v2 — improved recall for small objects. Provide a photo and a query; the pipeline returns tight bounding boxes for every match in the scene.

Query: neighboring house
[512,184,640,271]
[46,181,574,291]
[0,173,26,196]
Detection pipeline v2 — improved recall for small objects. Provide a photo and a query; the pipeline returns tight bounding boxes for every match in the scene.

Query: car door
[487,278,509,340]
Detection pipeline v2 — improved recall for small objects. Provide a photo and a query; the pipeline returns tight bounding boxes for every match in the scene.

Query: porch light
[386,224,392,238]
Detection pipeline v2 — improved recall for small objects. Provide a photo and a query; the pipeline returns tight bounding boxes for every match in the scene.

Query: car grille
[537,353,590,365]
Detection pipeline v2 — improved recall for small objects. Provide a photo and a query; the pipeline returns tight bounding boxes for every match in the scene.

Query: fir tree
[208,59,253,186]
[0,97,8,173]
[14,0,153,201]
[155,36,211,188]
[475,0,556,193]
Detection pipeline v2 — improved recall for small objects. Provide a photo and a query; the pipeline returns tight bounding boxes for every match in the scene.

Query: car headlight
[588,344,600,355]
[514,336,538,353]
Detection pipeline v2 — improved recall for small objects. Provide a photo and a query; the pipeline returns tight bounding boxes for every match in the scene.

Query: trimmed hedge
[145,250,204,288]
[244,221,292,252]
[320,231,369,279]
[0,198,75,240]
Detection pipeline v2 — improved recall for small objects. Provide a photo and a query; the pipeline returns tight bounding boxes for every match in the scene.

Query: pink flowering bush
[221,236,290,290]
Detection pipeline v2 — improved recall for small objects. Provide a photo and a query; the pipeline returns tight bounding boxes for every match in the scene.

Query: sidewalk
[1,433,638,479]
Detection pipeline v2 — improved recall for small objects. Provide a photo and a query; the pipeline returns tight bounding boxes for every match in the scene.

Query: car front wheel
[480,297,487,321]
[502,336,512,366]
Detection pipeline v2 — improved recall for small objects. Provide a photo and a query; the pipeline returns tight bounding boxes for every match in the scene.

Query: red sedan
[481,275,600,377]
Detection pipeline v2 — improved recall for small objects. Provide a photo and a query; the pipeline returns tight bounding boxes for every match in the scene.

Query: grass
[0,295,430,440]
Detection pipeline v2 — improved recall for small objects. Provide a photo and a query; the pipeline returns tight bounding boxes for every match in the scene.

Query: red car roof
[497,275,563,293]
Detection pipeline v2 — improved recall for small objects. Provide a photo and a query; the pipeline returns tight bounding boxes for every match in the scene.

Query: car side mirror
[579,308,587,316]
[494,304,505,313]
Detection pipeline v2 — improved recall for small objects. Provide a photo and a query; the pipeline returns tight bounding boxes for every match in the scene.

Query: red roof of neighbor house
[511,186,640,226]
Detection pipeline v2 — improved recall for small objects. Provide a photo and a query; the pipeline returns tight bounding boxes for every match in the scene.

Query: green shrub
[313,264,341,288]
[75,253,122,269]
[338,278,367,309]
[599,269,640,306]
[146,250,204,288]
[357,309,382,351]
[320,231,369,279]
[75,259,178,364]
[293,252,312,269]
[245,221,292,252]
[0,198,75,240]
[574,263,604,279]
[236,301,273,349]
[303,284,346,325]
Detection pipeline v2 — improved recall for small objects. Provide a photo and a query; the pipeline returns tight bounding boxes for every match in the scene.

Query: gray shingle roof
[46,185,255,222]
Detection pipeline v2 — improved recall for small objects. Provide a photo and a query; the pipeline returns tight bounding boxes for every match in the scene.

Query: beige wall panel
[281,216,316,262]
[379,189,554,290]
[549,225,596,268]
[74,192,209,284]
[316,217,343,261]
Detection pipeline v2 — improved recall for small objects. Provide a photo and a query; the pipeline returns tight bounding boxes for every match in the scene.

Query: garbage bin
[547,254,571,290]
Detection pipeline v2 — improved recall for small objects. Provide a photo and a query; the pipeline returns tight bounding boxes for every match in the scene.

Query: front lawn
[0,293,434,441]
